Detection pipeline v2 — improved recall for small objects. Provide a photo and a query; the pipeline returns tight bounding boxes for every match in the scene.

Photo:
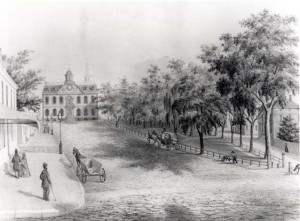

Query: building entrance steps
[0,152,85,219]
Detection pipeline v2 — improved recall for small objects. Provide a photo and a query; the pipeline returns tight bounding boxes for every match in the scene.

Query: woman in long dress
[20,152,31,178]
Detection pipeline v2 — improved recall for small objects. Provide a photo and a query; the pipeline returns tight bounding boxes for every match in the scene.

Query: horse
[221,155,231,162]
[147,130,160,147]
[147,130,178,150]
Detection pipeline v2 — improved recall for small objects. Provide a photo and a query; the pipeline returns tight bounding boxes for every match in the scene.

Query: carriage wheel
[99,168,106,183]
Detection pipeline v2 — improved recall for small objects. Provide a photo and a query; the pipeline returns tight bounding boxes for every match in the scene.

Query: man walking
[11,149,21,178]
[40,162,51,201]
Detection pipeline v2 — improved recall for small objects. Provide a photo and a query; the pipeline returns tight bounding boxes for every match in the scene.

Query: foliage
[277,116,299,142]
[6,50,45,111]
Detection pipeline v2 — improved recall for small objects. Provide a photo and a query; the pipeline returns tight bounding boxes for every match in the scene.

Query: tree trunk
[249,122,254,153]
[214,126,218,136]
[221,126,224,139]
[239,124,243,147]
[264,108,271,168]
[196,126,204,154]
[189,124,194,136]
[172,109,178,134]
[230,124,234,143]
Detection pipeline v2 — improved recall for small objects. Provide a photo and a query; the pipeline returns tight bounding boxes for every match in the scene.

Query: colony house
[42,66,98,122]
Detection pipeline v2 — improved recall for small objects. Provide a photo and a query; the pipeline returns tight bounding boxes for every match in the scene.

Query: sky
[0,0,299,96]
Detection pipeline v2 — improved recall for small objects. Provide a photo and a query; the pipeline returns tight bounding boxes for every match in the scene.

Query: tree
[200,10,299,167]
[277,116,299,142]
[6,50,45,111]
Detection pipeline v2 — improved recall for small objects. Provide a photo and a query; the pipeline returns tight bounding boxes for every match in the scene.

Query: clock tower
[65,68,74,84]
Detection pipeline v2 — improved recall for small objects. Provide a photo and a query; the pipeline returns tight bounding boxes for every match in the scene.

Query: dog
[221,155,231,162]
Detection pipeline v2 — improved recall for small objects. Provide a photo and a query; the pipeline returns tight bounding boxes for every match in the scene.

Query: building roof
[273,99,300,109]
[43,83,97,95]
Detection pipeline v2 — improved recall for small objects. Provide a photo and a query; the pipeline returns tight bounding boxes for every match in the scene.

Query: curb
[0,153,85,219]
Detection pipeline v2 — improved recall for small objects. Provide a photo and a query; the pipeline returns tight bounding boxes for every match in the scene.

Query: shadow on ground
[94,131,196,175]
[17,190,43,200]
[164,204,200,221]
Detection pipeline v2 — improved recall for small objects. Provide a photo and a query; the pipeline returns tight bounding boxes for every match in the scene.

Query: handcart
[76,158,106,183]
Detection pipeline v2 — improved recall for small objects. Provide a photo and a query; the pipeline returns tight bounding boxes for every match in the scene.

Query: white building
[42,67,98,122]
[0,49,39,177]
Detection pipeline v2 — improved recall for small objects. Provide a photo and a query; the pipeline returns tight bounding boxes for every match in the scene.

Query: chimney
[2,55,7,69]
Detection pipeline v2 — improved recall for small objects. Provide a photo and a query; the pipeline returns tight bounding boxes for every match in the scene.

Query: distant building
[42,66,98,122]
[0,49,39,176]
[228,95,300,141]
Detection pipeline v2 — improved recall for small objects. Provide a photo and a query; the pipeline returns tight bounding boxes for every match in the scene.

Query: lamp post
[50,113,54,135]
[57,110,63,154]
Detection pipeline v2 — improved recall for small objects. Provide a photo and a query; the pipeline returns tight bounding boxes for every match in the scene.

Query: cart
[76,158,106,183]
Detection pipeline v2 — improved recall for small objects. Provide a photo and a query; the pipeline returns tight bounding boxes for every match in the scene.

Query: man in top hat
[11,149,21,178]
[40,162,51,201]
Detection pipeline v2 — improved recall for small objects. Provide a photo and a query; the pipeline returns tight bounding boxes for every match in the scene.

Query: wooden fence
[223,136,283,168]
[107,121,277,169]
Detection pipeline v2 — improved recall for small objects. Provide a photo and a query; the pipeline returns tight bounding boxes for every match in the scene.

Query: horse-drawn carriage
[147,130,180,150]
[76,158,106,183]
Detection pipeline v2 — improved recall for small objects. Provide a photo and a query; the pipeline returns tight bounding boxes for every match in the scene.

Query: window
[77,96,81,104]
[53,97,56,104]
[1,81,3,104]
[45,97,49,104]
[91,96,96,103]
[84,108,88,116]
[77,108,81,116]
[45,109,49,117]
[59,96,64,104]
[10,89,12,107]
[91,108,95,116]
[84,96,88,104]
[60,108,64,116]
[6,85,8,105]
[53,109,57,116]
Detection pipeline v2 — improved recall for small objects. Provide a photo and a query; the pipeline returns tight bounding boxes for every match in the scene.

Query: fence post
[242,159,243,164]
[282,153,285,168]
[288,162,291,173]
[213,152,215,158]
[250,160,252,165]
[277,163,279,168]
[219,153,220,159]
[259,161,260,167]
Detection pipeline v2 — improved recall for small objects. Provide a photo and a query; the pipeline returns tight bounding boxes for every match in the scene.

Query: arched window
[59,96,64,104]
[60,108,64,116]
[52,96,56,104]
[45,97,49,104]
[84,108,88,116]
[45,109,49,117]
[91,96,96,103]
[53,109,57,116]
[91,108,95,116]
[84,96,88,104]
[77,108,81,116]
[77,96,81,104]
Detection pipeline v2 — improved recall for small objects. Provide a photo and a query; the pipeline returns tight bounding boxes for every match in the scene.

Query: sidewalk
[0,133,85,219]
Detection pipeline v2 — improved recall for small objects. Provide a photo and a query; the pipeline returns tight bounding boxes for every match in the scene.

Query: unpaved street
[17,121,300,221]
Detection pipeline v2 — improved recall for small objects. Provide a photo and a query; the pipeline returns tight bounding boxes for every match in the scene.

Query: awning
[0,104,40,129]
